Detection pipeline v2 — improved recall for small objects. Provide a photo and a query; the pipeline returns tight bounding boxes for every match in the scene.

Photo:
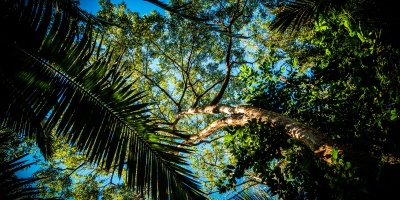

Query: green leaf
[224,134,234,143]
[357,32,365,43]
[345,162,351,170]
[391,109,398,120]
[332,147,339,163]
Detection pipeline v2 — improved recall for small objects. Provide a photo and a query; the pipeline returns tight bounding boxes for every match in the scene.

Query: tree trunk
[180,104,393,171]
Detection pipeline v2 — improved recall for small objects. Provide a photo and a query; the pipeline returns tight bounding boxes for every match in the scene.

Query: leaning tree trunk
[179,104,397,172]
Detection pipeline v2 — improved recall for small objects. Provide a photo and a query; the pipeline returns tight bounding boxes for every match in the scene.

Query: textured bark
[180,104,380,166]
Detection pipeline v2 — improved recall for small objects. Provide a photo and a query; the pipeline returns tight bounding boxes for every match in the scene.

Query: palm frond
[0,0,204,198]
[143,0,209,22]
[228,186,271,200]
[143,0,250,38]
[0,130,45,199]
[269,0,343,33]
[269,0,317,33]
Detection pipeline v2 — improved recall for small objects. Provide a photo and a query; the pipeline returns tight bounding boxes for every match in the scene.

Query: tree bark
[180,104,387,168]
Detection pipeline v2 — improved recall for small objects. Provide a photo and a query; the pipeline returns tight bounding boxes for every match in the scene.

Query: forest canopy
[1,0,400,199]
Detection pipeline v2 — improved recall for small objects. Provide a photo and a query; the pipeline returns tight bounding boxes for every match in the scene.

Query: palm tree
[0,0,203,199]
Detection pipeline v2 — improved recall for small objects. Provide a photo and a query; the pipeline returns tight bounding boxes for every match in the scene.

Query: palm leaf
[143,0,209,22]
[142,0,249,38]
[228,186,271,200]
[0,0,204,199]
[269,0,344,33]
[0,130,46,199]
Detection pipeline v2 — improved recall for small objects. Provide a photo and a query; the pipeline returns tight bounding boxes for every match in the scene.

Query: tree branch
[209,35,233,106]
[179,104,385,169]
[193,78,224,108]
[182,114,243,145]
[135,69,179,107]
[192,135,224,146]
[209,1,244,105]
[196,154,225,170]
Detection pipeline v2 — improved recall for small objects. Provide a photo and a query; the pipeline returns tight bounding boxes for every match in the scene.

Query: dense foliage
[0,0,203,199]
[219,0,400,199]
[1,0,400,199]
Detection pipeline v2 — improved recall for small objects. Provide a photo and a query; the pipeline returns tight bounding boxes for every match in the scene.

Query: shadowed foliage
[269,0,346,33]
[0,129,46,199]
[0,0,204,199]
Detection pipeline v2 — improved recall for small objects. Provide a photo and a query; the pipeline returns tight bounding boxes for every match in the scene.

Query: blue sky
[16,1,235,198]
[16,0,167,179]
[79,0,166,15]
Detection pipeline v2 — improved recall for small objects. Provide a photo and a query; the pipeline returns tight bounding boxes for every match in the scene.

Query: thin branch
[192,135,225,146]
[234,179,259,188]
[151,40,185,72]
[197,154,225,170]
[171,73,225,129]
[62,162,86,181]
[134,69,179,107]
[193,78,224,108]
[176,66,188,112]
[231,61,255,66]
[230,182,268,199]
[153,101,171,124]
